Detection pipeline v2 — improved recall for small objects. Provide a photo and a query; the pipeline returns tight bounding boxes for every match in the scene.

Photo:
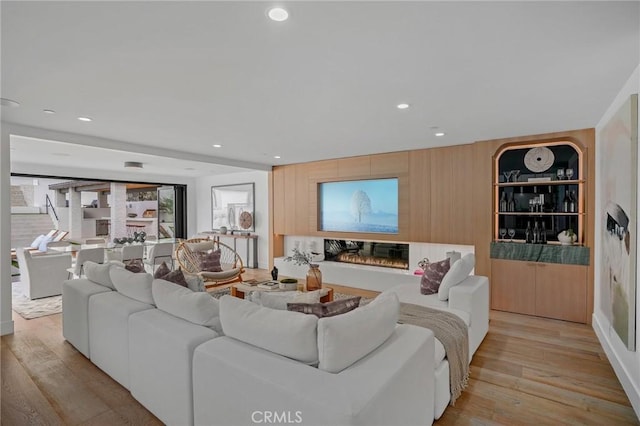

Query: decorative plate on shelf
[239,211,253,229]
[524,146,555,173]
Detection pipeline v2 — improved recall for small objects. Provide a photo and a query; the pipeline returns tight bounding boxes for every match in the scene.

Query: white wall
[1,129,14,335]
[195,171,269,269]
[593,64,640,418]
[10,176,67,211]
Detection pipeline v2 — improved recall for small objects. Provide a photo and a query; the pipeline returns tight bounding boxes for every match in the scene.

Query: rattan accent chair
[175,238,244,287]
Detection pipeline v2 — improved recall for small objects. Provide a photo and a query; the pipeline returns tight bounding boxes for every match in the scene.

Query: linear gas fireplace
[324,239,409,270]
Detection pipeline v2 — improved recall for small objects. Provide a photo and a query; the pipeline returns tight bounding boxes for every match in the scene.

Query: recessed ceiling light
[1,98,20,108]
[212,144,222,148]
[435,132,445,137]
[268,7,289,21]
[397,103,410,110]
[78,116,92,122]
[124,161,143,169]
[43,109,56,114]
[274,155,281,159]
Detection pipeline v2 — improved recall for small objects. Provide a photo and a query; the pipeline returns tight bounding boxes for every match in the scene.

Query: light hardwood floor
[2,269,638,425]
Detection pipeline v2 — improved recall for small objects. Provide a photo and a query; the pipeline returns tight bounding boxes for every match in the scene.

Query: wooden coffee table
[231,283,333,303]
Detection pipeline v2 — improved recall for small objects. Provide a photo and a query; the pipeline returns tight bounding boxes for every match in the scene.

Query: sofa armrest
[449,275,489,356]
[193,324,435,426]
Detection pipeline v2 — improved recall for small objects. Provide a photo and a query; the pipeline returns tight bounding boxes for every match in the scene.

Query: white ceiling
[2,1,639,171]
[9,135,252,178]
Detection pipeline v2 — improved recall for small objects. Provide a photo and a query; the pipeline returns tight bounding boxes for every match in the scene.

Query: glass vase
[306,264,322,291]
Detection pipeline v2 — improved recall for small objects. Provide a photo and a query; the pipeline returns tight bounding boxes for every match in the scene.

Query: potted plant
[284,247,322,291]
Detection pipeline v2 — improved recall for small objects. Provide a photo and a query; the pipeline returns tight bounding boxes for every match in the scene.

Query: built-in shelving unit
[491,140,590,324]
[493,142,584,245]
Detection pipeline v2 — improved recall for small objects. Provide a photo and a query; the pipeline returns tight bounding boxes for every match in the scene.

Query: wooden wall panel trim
[337,156,371,177]
[408,149,431,241]
[272,167,285,235]
[370,151,409,175]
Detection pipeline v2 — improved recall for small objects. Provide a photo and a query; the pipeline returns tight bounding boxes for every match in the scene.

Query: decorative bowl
[557,231,577,245]
[279,278,298,291]
[127,213,137,218]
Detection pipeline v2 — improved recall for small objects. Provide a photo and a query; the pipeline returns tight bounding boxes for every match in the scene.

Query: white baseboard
[592,313,640,419]
[1,320,14,336]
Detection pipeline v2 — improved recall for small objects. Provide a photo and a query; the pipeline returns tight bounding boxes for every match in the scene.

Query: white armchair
[16,248,72,299]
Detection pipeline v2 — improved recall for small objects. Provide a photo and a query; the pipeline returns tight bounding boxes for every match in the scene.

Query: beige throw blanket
[398,303,469,405]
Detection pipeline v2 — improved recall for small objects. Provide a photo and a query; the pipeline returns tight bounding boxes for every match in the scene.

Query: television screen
[319,178,399,234]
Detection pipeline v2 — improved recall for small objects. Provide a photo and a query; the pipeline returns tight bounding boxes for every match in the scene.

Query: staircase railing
[45,194,59,227]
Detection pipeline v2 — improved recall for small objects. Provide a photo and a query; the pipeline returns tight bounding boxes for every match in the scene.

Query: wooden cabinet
[535,262,587,323]
[491,259,588,323]
[491,259,536,315]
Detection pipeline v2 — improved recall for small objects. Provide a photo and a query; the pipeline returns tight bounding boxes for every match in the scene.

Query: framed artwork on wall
[600,93,638,351]
[211,183,255,232]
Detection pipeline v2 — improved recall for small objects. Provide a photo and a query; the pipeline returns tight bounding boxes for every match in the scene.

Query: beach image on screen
[319,178,398,233]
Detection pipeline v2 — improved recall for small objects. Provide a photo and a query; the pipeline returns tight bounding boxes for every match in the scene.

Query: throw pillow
[124,258,145,273]
[30,234,45,249]
[153,261,171,278]
[184,274,206,292]
[420,258,451,295]
[152,279,221,332]
[37,235,53,252]
[219,295,319,364]
[287,296,361,318]
[317,292,399,374]
[84,261,116,289]
[438,253,475,301]
[157,269,189,288]
[109,267,155,305]
[200,249,222,272]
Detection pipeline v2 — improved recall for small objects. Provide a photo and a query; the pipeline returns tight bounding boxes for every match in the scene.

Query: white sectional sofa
[383,253,490,419]
[193,294,435,426]
[62,262,437,426]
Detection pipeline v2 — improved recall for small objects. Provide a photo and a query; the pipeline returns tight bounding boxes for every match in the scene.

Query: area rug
[12,281,62,319]
[209,287,373,305]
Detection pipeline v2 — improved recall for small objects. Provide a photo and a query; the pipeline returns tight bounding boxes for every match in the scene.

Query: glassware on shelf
[511,169,521,182]
[499,228,507,241]
[503,170,512,183]
[507,228,516,241]
[500,192,507,212]
[565,168,574,180]
[556,168,565,180]
[525,221,533,243]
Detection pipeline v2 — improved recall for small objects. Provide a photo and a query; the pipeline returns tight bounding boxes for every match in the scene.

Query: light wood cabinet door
[535,262,588,323]
[491,259,536,315]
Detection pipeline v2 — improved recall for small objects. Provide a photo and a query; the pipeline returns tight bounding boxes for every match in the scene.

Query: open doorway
[10,173,187,249]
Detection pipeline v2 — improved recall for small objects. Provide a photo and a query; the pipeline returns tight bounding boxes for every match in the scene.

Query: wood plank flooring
[2,269,638,425]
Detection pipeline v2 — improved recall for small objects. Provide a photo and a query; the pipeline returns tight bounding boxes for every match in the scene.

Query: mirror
[211,183,255,232]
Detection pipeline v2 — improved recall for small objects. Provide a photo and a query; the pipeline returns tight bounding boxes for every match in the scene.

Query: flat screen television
[319,178,399,234]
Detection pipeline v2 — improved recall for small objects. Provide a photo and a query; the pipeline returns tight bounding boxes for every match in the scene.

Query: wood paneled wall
[270,128,595,300]
[272,146,475,245]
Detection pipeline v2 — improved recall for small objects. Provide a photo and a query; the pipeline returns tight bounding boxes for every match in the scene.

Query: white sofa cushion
[438,253,475,301]
[219,295,318,364]
[152,279,221,331]
[317,292,399,373]
[109,267,154,305]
